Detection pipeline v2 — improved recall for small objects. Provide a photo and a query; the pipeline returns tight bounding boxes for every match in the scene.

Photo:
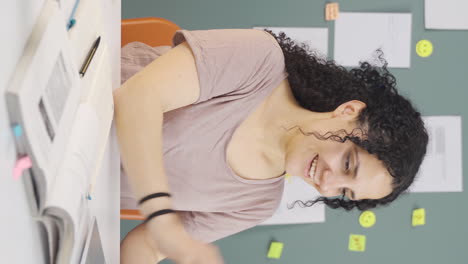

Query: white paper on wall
[334,12,412,68]
[425,0,468,30]
[260,177,325,225]
[254,26,328,58]
[409,116,463,193]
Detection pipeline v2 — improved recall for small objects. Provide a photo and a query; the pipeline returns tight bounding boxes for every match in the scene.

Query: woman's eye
[345,155,350,171]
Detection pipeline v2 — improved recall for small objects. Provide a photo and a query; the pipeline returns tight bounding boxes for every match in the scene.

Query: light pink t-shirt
[120,29,289,243]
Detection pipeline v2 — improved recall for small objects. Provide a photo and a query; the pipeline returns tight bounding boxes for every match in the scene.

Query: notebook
[5,1,114,263]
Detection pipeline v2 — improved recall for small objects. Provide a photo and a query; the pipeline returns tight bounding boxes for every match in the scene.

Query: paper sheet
[254,26,328,58]
[409,116,463,192]
[47,103,100,227]
[334,12,412,68]
[425,0,468,30]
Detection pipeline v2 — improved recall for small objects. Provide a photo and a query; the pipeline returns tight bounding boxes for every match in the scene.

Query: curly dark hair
[264,29,429,211]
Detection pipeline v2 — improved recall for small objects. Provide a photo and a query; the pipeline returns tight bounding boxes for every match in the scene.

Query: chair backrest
[121,209,144,221]
[121,17,181,47]
[120,17,180,221]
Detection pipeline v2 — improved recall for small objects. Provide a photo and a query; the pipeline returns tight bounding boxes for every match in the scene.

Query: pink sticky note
[13,156,32,180]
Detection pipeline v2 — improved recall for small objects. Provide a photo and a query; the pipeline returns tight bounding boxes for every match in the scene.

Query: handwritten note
[349,234,366,252]
[408,116,463,193]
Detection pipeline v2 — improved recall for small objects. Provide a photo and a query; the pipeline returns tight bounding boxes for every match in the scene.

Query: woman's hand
[146,214,224,264]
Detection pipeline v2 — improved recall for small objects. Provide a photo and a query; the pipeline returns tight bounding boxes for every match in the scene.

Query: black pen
[79,36,101,77]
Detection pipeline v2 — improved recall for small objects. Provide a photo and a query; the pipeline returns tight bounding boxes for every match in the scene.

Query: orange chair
[121,17,181,48]
[120,17,181,220]
[120,209,144,220]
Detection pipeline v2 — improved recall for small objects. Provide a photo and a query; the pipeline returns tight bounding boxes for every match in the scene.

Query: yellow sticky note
[348,234,366,252]
[412,208,426,226]
[416,40,433,57]
[359,210,376,228]
[267,242,284,259]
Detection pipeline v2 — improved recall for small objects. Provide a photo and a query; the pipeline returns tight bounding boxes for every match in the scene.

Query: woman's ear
[333,100,367,120]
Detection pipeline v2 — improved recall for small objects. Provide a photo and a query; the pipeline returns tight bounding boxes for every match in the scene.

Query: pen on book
[79,36,101,78]
[66,0,81,30]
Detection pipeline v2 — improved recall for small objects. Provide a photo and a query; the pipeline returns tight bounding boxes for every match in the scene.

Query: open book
[5,1,114,263]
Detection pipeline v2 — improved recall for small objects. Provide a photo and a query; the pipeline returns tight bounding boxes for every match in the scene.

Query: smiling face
[416,39,433,58]
[282,101,394,201]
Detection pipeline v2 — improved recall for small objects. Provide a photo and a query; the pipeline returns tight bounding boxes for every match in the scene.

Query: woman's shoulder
[176,28,281,49]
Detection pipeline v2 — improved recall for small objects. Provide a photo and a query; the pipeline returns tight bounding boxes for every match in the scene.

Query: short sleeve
[121,42,171,85]
[172,29,288,104]
[177,209,273,243]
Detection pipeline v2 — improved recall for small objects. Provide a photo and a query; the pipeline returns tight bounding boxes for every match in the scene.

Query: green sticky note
[267,242,284,259]
[412,208,426,226]
[348,234,366,252]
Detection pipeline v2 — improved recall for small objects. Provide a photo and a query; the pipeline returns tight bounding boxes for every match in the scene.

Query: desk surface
[0,0,121,263]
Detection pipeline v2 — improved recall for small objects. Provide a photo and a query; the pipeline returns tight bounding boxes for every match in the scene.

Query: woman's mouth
[304,155,319,180]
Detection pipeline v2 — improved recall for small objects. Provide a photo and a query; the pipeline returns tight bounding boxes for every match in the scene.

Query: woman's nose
[316,169,350,197]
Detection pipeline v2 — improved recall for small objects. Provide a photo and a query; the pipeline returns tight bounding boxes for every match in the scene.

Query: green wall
[121,1,468,263]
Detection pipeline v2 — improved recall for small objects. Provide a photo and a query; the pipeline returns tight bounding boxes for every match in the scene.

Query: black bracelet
[138,192,171,205]
[144,209,176,224]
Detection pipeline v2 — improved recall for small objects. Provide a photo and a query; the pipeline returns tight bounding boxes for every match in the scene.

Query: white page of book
[425,0,468,30]
[334,12,412,68]
[46,103,100,237]
[67,0,105,70]
[409,116,463,192]
[45,37,113,264]
[253,26,328,58]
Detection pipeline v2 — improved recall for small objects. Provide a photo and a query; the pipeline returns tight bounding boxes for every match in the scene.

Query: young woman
[115,29,428,264]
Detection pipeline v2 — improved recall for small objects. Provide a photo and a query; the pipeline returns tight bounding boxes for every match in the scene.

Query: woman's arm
[121,222,166,263]
[114,41,200,206]
[115,42,223,263]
